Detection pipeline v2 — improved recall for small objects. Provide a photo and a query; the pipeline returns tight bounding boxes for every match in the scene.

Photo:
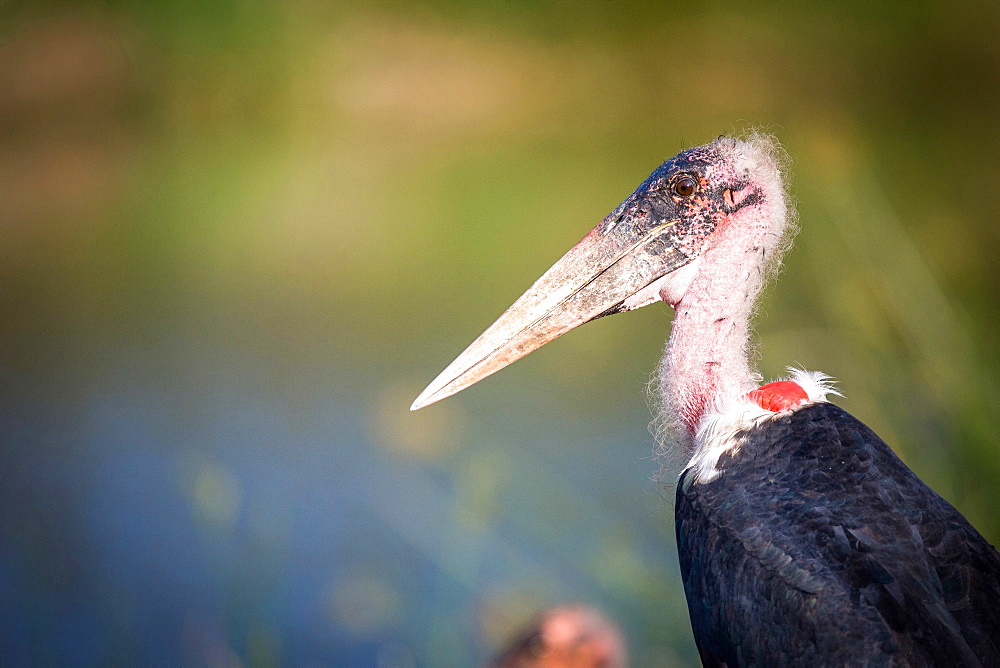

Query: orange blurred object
[491,605,627,668]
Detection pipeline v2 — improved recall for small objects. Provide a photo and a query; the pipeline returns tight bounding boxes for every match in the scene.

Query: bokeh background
[1,1,998,665]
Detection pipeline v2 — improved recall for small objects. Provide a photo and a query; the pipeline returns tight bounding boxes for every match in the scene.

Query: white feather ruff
[684,368,842,484]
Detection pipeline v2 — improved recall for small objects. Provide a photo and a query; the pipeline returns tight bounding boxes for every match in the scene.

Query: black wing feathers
[676,402,1000,666]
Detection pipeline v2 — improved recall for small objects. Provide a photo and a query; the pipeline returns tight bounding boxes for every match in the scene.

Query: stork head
[411,134,789,411]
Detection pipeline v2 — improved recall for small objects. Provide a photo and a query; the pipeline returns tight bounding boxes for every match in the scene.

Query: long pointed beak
[411,207,694,411]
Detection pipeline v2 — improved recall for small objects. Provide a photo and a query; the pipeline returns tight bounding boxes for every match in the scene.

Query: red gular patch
[747,380,809,413]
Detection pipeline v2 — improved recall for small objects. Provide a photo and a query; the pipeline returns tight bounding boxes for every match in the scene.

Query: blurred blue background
[1,1,998,665]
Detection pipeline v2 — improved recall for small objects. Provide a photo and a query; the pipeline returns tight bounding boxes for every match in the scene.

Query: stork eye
[673,176,697,198]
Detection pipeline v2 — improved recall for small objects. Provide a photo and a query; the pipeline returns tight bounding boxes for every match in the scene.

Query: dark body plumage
[676,402,1000,667]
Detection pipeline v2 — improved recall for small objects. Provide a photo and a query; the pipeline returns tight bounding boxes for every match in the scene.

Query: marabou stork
[411,135,1000,665]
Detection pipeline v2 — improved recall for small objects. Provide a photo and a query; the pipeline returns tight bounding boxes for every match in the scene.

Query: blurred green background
[1,0,998,665]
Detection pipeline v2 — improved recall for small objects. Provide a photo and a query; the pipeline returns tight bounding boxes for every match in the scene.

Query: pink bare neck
[660,195,787,445]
